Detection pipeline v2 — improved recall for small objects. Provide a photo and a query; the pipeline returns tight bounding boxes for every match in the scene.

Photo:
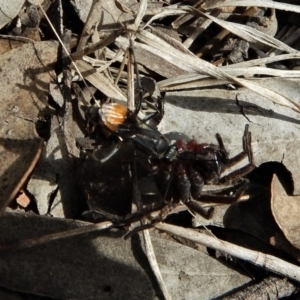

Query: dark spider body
[83,101,255,220]
[175,139,228,184]
[151,127,254,219]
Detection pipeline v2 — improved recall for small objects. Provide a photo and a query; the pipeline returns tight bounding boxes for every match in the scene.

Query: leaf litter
[1,0,300,299]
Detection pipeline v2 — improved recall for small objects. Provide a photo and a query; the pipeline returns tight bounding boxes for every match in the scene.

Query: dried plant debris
[1,0,300,299]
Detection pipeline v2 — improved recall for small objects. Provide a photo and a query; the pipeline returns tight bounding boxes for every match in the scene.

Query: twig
[71,29,124,60]
[154,222,300,283]
[0,221,113,253]
[218,275,299,300]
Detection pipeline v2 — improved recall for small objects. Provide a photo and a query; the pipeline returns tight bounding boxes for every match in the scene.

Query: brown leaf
[0,41,58,217]
[271,174,300,249]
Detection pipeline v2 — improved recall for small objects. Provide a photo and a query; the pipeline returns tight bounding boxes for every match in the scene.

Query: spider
[150,124,255,220]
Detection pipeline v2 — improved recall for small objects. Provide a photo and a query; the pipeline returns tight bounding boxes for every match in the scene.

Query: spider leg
[216,133,229,160]
[176,162,214,219]
[222,152,248,169]
[125,159,214,237]
[242,124,253,164]
[216,124,254,170]
[219,125,255,184]
[189,165,204,199]
[198,180,248,204]
[184,199,214,219]
[218,164,255,184]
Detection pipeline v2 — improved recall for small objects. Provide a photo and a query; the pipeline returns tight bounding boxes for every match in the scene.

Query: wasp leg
[141,110,160,123]
[219,164,255,184]
[84,139,122,164]
[94,199,168,225]
[130,40,164,123]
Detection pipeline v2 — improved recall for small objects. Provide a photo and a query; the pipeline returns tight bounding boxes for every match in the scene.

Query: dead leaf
[72,0,162,27]
[0,211,250,299]
[28,0,43,6]
[72,0,136,25]
[115,0,133,14]
[0,0,25,30]
[0,41,58,216]
[271,173,300,250]
[0,38,26,55]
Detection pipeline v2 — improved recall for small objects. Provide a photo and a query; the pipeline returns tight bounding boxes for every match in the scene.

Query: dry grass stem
[203,0,300,13]
[155,223,300,283]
